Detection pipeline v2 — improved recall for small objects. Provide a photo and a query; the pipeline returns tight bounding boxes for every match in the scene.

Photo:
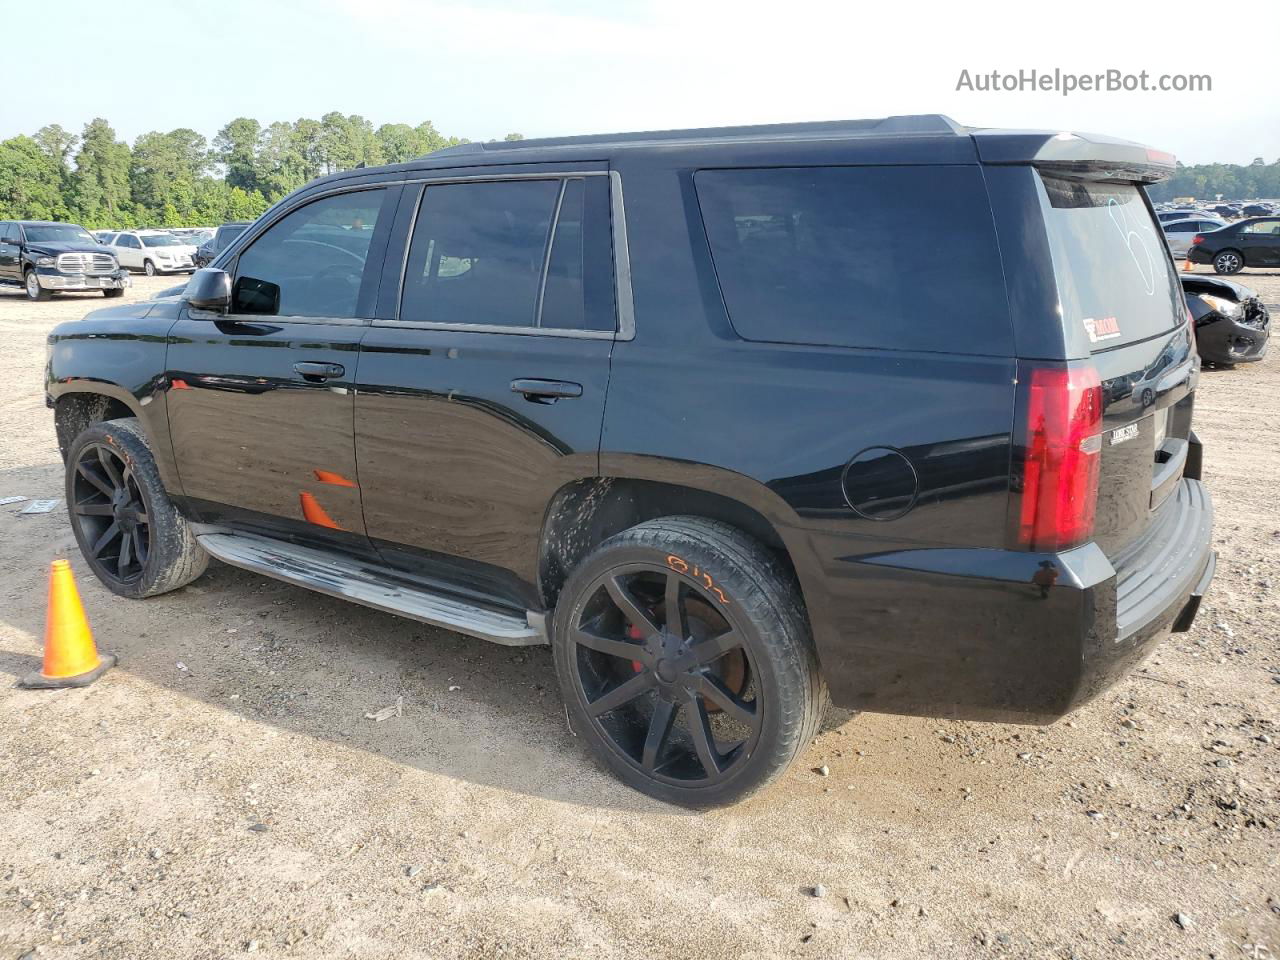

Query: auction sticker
[1083,316,1122,343]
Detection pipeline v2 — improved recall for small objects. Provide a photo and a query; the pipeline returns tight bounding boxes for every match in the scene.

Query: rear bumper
[805,478,1215,723]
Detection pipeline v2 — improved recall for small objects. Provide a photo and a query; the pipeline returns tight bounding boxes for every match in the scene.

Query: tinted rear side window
[695,166,1011,354]
[1037,175,1182,350]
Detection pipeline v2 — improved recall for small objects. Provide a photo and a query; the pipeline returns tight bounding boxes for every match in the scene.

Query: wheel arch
[53,387,141,462]
[537,467,816,618]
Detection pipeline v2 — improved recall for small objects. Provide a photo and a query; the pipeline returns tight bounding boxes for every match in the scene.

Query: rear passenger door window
[695,166,1012,355]
[398,176,615,333]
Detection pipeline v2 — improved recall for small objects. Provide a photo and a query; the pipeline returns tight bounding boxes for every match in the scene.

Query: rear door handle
[510,378,583,402]
[293,361,345,381]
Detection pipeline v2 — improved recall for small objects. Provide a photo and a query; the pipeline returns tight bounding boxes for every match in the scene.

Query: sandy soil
[0,271,1277,960]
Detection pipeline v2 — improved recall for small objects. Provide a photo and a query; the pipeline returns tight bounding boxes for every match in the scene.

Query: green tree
[70,119,132,226]
[0,136,71,220]
[34,124,78,171]
[318,112,383,174]
[503,132,525,141]
[213,117,263,193]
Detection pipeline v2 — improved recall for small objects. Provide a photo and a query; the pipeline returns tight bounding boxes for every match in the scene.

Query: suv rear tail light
[1016,364,1103,552]
[1191,234,1204,246]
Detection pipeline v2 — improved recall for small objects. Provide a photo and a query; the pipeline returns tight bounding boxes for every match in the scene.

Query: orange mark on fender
[313,469,356,488]
[299,492,344,530]
[170,378,191,390]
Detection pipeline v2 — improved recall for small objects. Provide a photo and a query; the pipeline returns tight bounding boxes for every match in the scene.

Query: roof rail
[420,115,965,158]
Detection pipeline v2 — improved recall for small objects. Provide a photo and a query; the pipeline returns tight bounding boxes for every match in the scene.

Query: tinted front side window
[695,166,1011,354]
[232,190,385,318]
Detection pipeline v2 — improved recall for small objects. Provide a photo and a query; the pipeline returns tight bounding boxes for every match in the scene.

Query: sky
[6,0,1278,167]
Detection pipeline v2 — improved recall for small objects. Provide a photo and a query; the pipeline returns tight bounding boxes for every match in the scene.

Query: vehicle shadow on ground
[0,516,710,814]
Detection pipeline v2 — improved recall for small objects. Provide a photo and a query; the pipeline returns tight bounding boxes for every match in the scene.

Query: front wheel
[1214,250,1244,275]
[24,270,51,301]
[552,517,826,807]
[143,260,157,277]
[65,417,208,598]
[103,287,125,298]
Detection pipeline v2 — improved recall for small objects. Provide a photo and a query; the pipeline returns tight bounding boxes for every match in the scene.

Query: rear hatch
[1035,173,1196,558]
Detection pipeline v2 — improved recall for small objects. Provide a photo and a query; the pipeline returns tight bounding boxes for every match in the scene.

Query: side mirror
[185,268,232,313]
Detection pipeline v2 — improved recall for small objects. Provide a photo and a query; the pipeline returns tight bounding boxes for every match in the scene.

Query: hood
[24,240,112,257]
[1181,275,1256,301]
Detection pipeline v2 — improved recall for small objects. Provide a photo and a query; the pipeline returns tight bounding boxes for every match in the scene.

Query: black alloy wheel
[69,441,151,586]
[554,517,826,806]
[568,562,763,788]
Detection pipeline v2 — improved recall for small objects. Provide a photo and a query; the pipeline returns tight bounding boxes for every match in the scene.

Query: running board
[197,532,545,646]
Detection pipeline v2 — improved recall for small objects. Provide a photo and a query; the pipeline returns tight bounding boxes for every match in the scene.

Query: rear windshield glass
[695,166,1012,355]
[1037,175,1182,350]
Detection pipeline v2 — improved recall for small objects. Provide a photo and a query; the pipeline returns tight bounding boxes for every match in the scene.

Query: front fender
[46,304,183,494]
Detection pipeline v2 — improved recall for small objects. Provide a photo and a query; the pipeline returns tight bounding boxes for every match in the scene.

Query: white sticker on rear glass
[1083,316,1122,343]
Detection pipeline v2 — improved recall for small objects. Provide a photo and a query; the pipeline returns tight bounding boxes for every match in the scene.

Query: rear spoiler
[970,129,1175,184]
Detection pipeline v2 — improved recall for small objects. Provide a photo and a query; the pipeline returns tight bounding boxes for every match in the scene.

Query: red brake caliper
[628,623,645,672]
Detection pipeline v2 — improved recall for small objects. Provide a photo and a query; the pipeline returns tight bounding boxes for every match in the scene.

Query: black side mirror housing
[186,268,232,313]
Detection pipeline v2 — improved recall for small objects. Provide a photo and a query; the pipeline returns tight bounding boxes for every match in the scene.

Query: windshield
[23,224,95,244]
[141,234,183,247]
[1038,175,1183,351]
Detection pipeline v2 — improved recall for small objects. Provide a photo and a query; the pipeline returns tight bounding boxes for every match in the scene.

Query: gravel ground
[0,270,1277,960]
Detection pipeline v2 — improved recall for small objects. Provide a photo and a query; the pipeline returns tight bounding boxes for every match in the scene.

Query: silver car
[1163,217,1227,259]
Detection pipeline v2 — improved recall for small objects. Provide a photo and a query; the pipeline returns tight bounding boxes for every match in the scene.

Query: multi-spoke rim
[570,563,761,787]
[70,442,150,585]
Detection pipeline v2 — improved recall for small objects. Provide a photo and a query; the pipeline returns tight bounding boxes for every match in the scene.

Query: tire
[143,260,157,277]
[103,288,125,298]
[24,269,50,301]
[1213,249,1244,275]
[552,516,826,807]
[64,417,208,599]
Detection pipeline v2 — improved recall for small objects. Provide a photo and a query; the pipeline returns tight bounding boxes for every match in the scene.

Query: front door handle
[293,361,345,382]
[511,378,583,403]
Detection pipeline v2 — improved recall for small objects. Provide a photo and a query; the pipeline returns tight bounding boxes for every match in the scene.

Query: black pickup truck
[0,220,130,300]
[45,116,1215,806]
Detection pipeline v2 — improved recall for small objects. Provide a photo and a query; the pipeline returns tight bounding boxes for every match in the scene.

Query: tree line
[0,114,522,229]
[3,115,1277,228]
[1148,157,1280,203]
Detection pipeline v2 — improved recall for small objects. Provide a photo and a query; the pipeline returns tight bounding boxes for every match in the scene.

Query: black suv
[46,116,1215,806]
[1,221,130,300]
[192,221,251,269]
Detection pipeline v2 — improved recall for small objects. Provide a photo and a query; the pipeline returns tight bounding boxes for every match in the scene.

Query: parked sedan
[1187,217,1280,274]
[1182,274,1270,365]
[1163,217,1227,258]
[108,230,196,275]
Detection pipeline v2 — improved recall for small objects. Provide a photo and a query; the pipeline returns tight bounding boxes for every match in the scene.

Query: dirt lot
[1,271,1277,960]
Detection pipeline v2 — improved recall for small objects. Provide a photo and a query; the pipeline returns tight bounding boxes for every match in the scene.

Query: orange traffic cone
[19,559,116,689]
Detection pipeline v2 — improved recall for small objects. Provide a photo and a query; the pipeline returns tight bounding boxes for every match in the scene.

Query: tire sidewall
[552,530,811,807]
[25,270,43,300]
[63,420,196,599]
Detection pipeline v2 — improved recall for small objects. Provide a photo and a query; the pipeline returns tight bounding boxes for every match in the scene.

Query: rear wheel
[553,517,825,807]
[1213,249,1244,275]
[65,418,208,598]
[24,270,50,301]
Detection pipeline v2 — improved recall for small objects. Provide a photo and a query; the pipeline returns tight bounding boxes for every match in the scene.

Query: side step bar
[197,532,546,646]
